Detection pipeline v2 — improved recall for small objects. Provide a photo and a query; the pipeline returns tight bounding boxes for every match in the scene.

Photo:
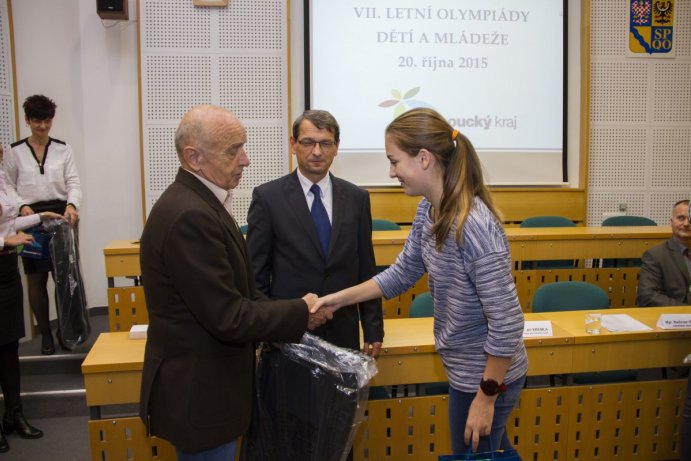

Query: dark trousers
[0,340,21,411]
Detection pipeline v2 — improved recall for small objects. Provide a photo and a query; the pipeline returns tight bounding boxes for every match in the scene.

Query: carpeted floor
[1,415,90,460]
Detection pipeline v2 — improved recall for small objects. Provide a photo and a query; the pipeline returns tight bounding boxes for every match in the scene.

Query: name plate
[656,314,691,330]
[523,320,553,338]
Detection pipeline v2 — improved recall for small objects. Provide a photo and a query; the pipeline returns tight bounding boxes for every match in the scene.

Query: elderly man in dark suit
[138,105,331,461]
[636,199,691,307]
[247,110,384,357]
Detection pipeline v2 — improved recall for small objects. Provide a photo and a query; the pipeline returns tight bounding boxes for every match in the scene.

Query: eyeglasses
[297,139,337,150]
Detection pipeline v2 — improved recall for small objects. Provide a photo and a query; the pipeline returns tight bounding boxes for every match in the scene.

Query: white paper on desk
[600,314,652,332]
[523,320,553,338]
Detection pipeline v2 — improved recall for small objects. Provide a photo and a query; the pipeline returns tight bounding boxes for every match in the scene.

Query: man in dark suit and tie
[138,105,331,461]
[636,199,691,307]
[636,199,691,461]
[247,110,384,356]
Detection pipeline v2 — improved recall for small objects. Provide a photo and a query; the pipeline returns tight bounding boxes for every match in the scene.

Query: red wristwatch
[479,378,507,396]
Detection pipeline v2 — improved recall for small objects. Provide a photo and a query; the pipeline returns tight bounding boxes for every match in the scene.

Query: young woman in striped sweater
[314,107,528,454]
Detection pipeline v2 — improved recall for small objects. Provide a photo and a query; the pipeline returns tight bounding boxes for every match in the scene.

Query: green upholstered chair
[531,281,636,384]
[602,215,657,227]
[372,219,401,231]
[519,216,577,269]
[532,281,609,312]
[601,215,656,268]
[409,292,434,318]
[408,292,448,395]
[372,219,401,273]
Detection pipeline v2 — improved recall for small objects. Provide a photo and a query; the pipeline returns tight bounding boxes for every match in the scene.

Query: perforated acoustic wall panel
[0,2,15,149]
[140,0,289,224]
[588,1,691,226]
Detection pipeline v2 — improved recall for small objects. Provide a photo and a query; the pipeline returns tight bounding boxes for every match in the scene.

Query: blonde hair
[385,108,501,250]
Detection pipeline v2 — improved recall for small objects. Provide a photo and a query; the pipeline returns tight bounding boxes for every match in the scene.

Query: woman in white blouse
[0,144,62,452]
[3,95,82,355]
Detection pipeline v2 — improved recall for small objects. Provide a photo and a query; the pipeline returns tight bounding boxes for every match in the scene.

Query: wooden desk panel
[367,187,589,225]
[81,333,144,406]
[83,307,691,398]
[372,226,671,265]
[83,308,690,461]
[543,306,691,373]
[103,239,142,279]
[104,226,671,276]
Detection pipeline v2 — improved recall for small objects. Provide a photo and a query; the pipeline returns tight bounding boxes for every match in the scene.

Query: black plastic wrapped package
[242,333,377,461]
[46,220,90,350]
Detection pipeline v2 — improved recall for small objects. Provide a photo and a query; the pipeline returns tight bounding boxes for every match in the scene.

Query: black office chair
[520,216,577,269]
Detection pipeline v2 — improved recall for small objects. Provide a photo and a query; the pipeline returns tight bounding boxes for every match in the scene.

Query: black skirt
[0,253,25,345]
[21,199,67,274]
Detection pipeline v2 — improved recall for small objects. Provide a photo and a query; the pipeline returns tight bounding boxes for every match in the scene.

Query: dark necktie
[684,248,691,261]
[310,184,331,256]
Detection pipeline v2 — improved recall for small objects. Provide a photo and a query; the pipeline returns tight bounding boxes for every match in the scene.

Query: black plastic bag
[242,333,377,461]
[46,220,90,350]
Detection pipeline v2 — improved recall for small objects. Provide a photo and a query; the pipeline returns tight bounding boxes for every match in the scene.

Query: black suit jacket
[636,238,691,307]
[139,168,308,452]
[247,171,383,350]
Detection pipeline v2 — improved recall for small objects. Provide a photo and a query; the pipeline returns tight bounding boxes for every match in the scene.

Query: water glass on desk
[585,313,602,335]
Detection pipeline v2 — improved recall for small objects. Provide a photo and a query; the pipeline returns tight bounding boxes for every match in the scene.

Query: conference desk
[103,226,671,280]
[103,226,671,327]
[82,306,691,461]
[372,226,671,266]
[373,225,671,314]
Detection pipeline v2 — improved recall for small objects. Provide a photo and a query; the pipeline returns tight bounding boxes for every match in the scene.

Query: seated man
[636,199,691,461]
[636,199,690,307]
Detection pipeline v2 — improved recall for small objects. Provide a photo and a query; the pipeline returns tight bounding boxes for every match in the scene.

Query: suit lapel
[666,240,691,286]
[329,174,346,257]
[176,169,249,264]
[285,171,325,257]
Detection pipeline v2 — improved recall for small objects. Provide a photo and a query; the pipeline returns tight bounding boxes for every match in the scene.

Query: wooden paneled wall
[368,188,588,226]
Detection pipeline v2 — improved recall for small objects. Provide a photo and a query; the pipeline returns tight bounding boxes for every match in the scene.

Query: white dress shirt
[296,169,333,223]
[185,168,233,216]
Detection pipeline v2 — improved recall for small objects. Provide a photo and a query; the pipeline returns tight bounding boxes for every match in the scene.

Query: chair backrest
[520,215,576,228]
[600,215,656,268]
[372,219,401,231]
[602,215,657,227]
[409,292,434,318]
[532,281,610,312]
[519,216,576,269]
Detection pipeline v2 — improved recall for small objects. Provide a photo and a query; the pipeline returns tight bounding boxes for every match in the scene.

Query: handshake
[302,293,333,330]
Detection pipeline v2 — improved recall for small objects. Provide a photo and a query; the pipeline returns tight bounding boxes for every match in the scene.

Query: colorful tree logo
[378,87,434,118]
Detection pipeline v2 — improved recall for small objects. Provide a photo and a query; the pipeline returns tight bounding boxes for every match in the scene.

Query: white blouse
[0,169,41,250]
[3,137,82,210]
